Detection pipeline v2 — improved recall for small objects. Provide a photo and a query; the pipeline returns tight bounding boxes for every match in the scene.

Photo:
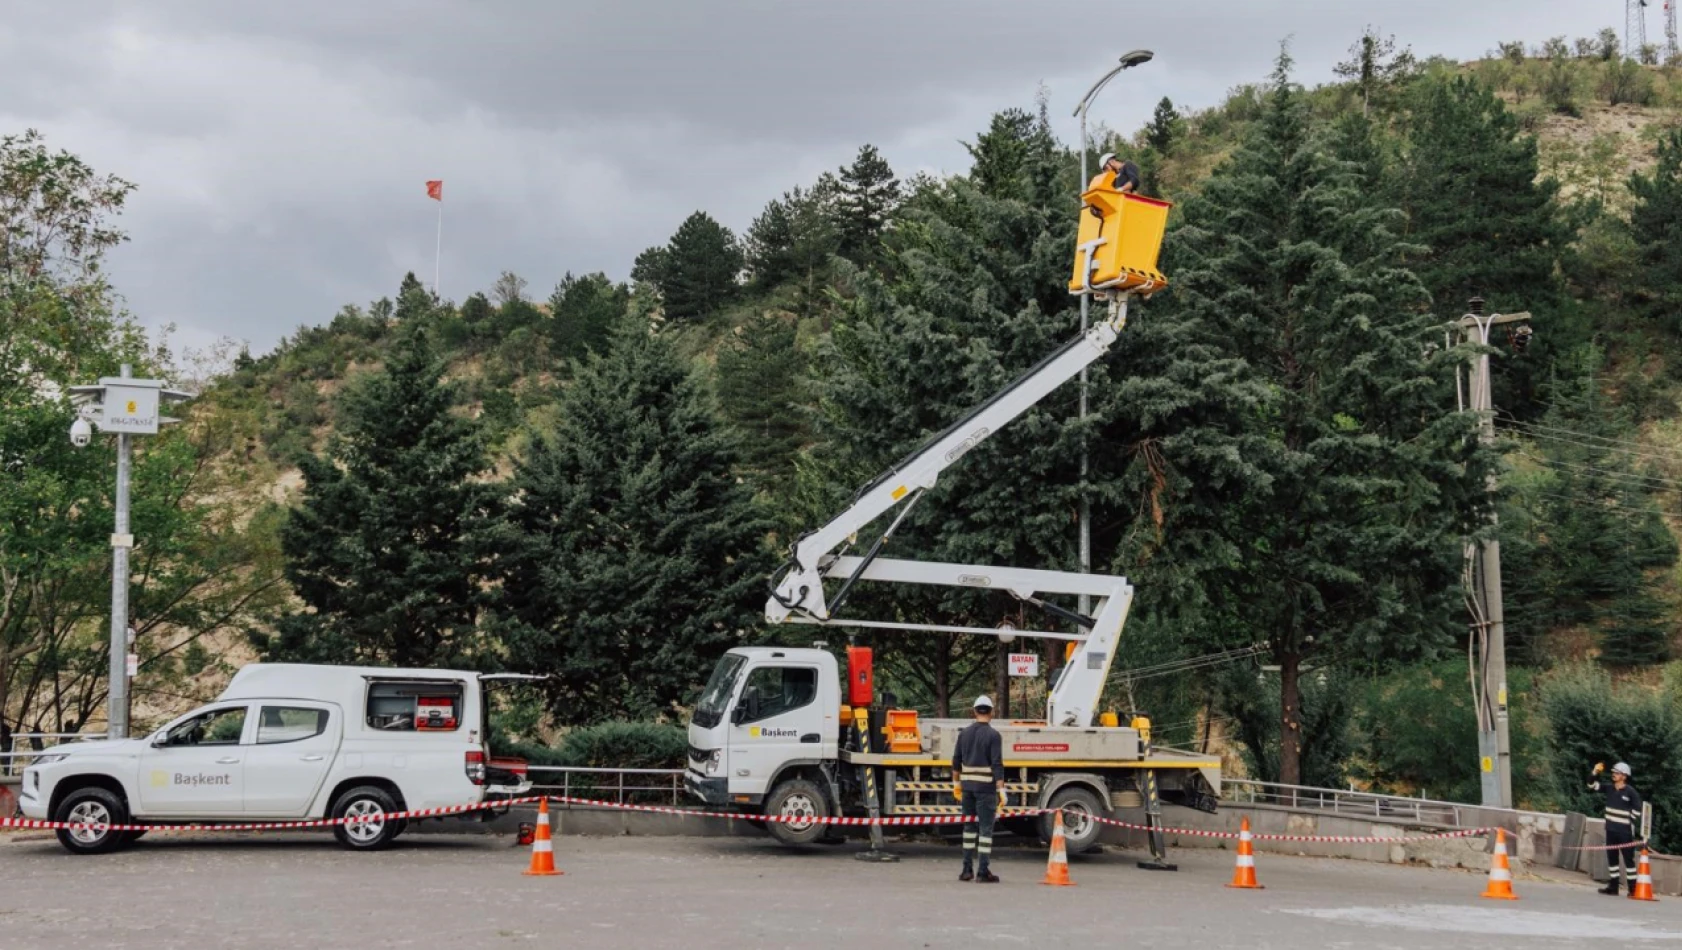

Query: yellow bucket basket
[1068,188,1172,296]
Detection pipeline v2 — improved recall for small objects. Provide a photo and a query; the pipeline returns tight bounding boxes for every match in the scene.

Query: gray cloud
[0,0,1606,356]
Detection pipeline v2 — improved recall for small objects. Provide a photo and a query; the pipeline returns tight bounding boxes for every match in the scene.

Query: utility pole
[1071,50,1152,620]
[1456,298,1530,810]
[69,366,192,740]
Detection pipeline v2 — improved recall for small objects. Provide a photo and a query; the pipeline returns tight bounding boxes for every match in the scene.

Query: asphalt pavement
[2,829,1678,949]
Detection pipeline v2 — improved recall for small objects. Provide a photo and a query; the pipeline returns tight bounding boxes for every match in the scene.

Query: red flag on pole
[425,180,443,201]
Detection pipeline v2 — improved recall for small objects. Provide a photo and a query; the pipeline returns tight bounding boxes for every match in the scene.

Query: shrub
[1351,661,1545,807]
[1539,664,1682,849]
[501,722,688,803]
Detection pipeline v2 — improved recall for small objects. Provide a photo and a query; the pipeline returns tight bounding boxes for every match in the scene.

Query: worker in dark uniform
[951,694,1006,883]
[1590,761,1644,895]
[1091,151,1141,194]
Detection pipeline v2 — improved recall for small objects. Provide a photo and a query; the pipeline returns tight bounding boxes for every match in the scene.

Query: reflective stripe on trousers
[961,789,999,869]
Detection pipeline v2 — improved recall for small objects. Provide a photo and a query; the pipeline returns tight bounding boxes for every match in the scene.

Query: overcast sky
[1,1,1607,358]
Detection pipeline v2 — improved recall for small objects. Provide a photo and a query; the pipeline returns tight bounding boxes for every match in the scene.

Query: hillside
[7,31,1682,817]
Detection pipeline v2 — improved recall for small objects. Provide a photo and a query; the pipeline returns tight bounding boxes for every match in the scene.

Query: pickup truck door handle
[215,757,241,765]
[300,754,325,762]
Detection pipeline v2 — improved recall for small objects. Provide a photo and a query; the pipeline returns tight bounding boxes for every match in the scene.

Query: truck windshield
[692,654,747,728]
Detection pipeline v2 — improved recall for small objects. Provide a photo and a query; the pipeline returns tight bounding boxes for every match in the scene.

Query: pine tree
[964,109,1038,200]
[1627,128,1682,329]
[491,317,771,723]
[1145,97,1181,155]
[261,324,498,667]
[744,194,798,289]
[658,211,742,322]
[1332,26,1417,117]
[1399,76,1566,314]
[716,310,809,490]
[548,271,628,362]
[394,271,431,322]
[1132,49,1496,785]
[631,245,670,290]
[808,167,1090,714]
[1510,351,1677,666]
[835,144,901,266]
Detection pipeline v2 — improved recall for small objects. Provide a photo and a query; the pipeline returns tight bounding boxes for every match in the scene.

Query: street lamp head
[1119,49,1154,68]
[69,417,92,447]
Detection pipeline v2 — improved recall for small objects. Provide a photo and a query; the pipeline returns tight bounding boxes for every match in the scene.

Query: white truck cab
[687,647,841,805]
[18,663,535,855]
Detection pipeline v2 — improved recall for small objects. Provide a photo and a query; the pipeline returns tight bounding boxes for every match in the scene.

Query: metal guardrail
[1,734,92,778]
[526,766,686,806]
[1223,778,1556,827]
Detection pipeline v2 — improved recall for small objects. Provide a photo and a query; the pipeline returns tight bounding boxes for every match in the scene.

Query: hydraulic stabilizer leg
[853,707,898,863]
[1133,715,1177,871]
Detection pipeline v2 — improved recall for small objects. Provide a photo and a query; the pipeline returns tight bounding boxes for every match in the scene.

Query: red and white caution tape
[0,796,547,833]
[0,791,1506,844]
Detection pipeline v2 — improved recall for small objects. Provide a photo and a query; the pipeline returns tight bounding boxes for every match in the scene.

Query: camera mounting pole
[67,365,193,740]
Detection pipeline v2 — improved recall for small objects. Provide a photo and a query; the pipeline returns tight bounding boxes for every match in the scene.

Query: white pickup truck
[17,663,536,855]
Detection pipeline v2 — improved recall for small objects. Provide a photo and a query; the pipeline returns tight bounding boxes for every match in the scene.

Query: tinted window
[740,667,818,724]
[256,706,329,744]
[166,707,247,747]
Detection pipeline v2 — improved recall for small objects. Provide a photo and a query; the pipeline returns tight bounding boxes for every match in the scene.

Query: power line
[1498,424,1682,468]
[1498,415,1677,456]
[1518,453,1682,493]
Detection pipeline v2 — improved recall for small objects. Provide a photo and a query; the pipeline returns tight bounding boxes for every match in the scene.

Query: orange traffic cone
[1041,810,1075,886]
[1631,850,1658,902]
[1227,816,1263,889]
[523,797,562,876]
[1480,828,1517,900]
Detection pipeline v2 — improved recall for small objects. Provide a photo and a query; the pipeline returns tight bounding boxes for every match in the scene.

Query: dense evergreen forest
[6,29,1682,831]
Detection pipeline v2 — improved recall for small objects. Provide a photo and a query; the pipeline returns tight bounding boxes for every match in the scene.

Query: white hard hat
[1614,762,1632,777]
[973,695,994,710]
[1098,152,1118,167]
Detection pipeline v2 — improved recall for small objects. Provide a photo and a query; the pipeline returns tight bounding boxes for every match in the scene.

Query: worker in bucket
[1590,761,1643,895]
[952,694,1007,883]
[1090,151,1140,195]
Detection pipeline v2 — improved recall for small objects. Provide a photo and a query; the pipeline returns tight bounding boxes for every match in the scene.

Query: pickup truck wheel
[54,788,129,856]
[1040,786,1106,854]
[331,786,406,851]
[763,779,829,846]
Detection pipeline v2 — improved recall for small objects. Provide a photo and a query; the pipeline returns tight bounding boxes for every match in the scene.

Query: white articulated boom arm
[766,296,1134,726]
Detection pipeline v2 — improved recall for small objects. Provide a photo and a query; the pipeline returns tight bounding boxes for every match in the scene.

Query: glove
[1594,762,1605,775]
[952,783,962,801]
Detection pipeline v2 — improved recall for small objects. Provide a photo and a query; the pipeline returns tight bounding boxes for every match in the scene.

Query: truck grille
[687,744,715,766]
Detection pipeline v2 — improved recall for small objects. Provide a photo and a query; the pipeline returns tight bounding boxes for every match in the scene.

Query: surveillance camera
[69,417,93,447]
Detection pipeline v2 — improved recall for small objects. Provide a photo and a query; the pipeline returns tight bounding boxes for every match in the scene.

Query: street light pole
[1071,49,1152,617]
[1456,298,1529,810]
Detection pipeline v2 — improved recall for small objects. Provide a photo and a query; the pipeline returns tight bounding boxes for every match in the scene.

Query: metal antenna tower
[1628,0,1650,59]
[1666,0,1679,62]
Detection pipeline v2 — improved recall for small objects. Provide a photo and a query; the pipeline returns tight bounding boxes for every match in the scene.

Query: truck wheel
[1041,786,1106,854]
[54,787,129,856]
[331,786,407,851]
[763,779,830,846]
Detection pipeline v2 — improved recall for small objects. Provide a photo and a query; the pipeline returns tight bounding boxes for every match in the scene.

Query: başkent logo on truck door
[1012,743,1070,753]
[150,770,233,787]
